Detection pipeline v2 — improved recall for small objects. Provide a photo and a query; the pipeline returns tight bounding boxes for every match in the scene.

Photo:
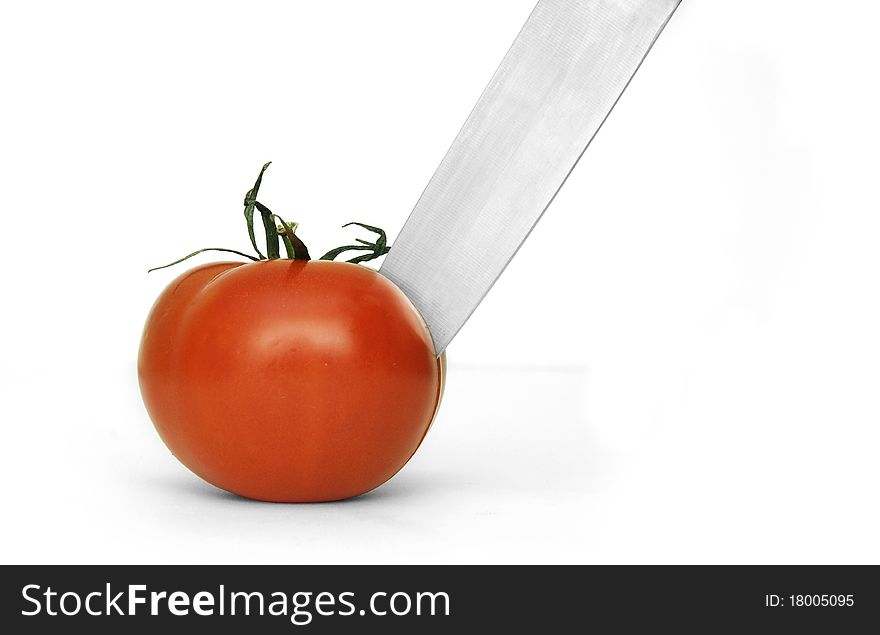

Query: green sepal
[342,222,387,250]
[243,162,271,259]
[148,247,259,272]
[319,221,391,263]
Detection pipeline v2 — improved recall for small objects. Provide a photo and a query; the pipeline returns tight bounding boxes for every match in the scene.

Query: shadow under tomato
[142,469,457,506]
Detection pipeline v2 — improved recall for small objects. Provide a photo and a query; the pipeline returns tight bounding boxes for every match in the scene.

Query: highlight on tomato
[138,163,445,502]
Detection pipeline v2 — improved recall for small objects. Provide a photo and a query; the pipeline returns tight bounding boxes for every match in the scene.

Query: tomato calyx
[253,201,312,261]
[149,163,393,273]
[243,161,273,259]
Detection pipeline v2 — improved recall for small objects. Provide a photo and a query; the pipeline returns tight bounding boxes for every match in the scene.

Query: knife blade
[380,0,681,355]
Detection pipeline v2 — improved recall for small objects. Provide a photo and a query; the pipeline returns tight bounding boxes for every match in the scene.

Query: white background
[2,0,879,564]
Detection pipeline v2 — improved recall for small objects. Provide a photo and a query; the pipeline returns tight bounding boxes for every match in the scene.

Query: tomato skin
[138,259,443,502]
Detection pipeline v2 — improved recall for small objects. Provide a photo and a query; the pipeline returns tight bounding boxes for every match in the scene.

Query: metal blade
[380,0,681,354]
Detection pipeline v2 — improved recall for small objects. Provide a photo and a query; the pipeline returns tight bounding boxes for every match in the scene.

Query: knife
[380,0,681,355]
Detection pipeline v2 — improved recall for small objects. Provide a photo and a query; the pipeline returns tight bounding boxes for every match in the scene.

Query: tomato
[138,259,444,502]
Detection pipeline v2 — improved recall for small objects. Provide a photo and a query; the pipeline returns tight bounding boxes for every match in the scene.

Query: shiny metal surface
[381,0,681,354]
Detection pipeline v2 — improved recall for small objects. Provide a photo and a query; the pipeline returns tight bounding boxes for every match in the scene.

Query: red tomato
[138,259,444,502]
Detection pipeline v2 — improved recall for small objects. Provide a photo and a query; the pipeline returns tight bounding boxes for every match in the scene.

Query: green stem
[278,226,297,259]
[273,214,311,260]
